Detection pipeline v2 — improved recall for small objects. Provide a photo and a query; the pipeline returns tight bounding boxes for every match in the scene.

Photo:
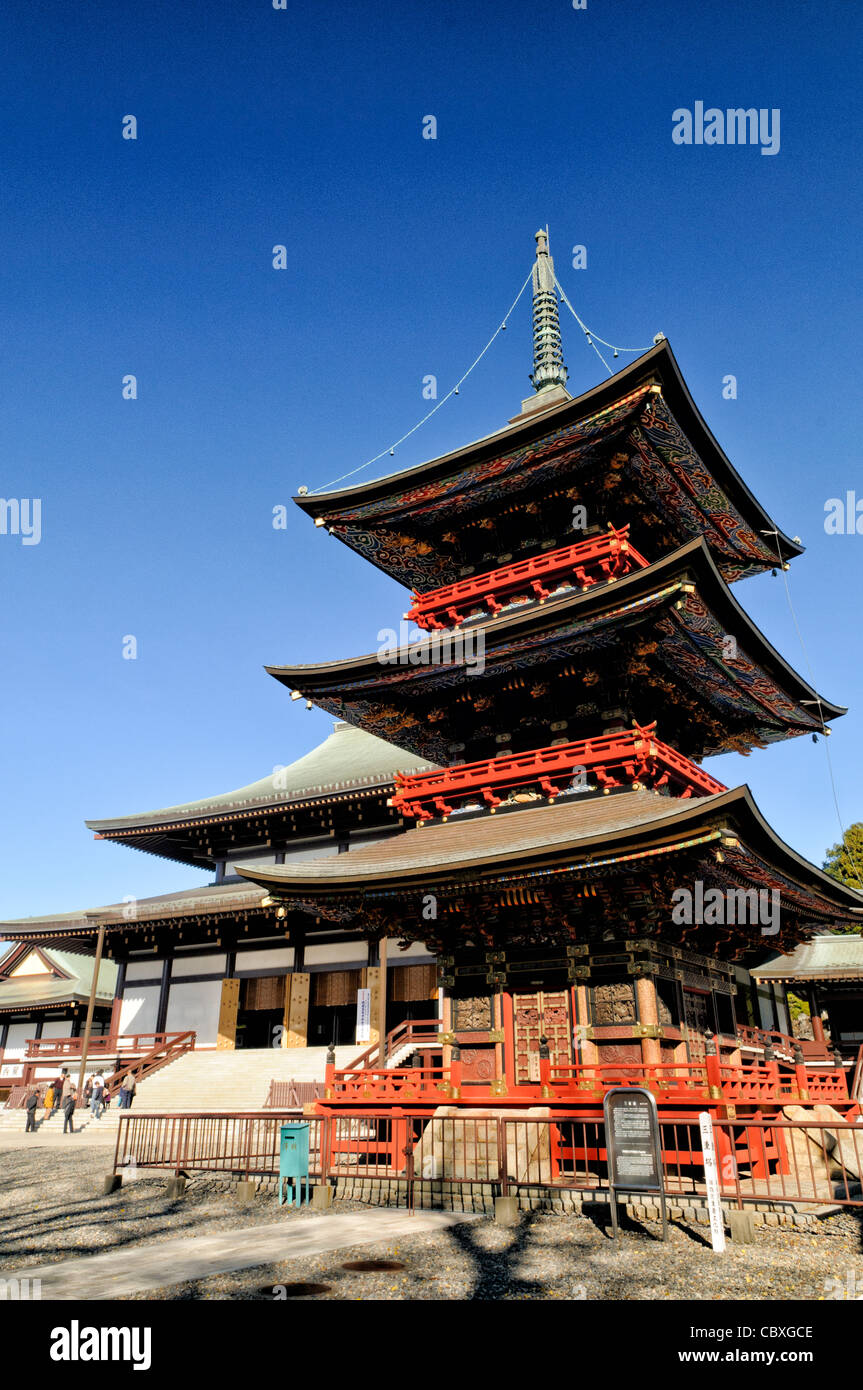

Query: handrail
[346,1018,441,1071]
[23,1031,188,1060]
[100,1030,196,1096]
[852,1044,863,1103]
[405,526,649,631]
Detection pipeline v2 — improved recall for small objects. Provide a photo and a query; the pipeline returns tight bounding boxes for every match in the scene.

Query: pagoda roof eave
[0,881,269,945]
[233,785,863,923]
[295,340,802,566]
[265,538,844,737]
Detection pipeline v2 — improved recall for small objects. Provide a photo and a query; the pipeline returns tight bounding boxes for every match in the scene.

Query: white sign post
[355,988,371,1044]
[699,1111,727,1254]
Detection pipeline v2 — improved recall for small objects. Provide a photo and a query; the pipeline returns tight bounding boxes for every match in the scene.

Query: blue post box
[279,1122,311,1206]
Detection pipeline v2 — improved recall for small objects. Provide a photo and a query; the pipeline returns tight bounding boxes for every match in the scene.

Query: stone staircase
[0,1046,357,1134]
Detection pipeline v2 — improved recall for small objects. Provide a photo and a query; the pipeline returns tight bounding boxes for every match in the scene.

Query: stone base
[103,1174,122,1195]
[728,1209,757,1243]
[235,1180,257,1203]
[165,1176,187,1199]
[495,1196,519,1226]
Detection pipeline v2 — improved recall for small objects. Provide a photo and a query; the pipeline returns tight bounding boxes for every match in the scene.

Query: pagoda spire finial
[529,227,568,394]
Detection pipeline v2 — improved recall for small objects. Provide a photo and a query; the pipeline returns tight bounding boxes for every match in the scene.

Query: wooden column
[155,956,172,1036]
[377,938,388,1067]
[76,924,106,1096]
[636,975,662,1066]
[108,961,126,1042]
[280,974,292,1049]
[575,984,599,1064]
[286,972,310,1047]
[216,978,240,1049]
[367,967,381,1049]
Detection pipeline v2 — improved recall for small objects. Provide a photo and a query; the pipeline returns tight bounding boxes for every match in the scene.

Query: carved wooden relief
[593,981,636,1026]
[513,990,571,1085]
[452,995,493,1032]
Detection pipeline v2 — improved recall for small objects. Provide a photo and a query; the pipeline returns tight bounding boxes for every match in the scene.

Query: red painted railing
[345,1018,442,1071]
[405,525,649,631]
[100,1031,196,1098]
[389,723,727,821]
[320,1049,852,1112]
[24,1032,187,1060]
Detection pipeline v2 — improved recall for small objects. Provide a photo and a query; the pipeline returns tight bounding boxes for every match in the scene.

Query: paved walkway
[0,1127,117,1149]
[18,1210,480,1299]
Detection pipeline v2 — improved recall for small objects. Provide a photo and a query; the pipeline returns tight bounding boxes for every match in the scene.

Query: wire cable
[763,531,863,894]
[309,265,535,495]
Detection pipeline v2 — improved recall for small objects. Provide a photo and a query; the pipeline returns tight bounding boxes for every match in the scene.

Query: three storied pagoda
[239,230,863,1104]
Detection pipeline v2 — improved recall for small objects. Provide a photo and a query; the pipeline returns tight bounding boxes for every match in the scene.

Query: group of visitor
[24,1068,78,1133]
[22,1068,136,1132]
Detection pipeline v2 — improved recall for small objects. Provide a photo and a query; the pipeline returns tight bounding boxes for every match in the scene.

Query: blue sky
[1,0,861,920]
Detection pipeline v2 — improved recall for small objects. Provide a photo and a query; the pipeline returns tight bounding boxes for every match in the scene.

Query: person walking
[126,1072,136,1109]
[52,1073,64,1114]
[43,1085,54,1121]
[83,1077,93,1109]
[90,1073,104,1119]
[60,1069,73,1107]
[62,1085,77,1134]
[24,1088,39,1132]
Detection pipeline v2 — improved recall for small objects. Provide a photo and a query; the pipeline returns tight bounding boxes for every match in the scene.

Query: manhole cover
[261,1283,331,1297]
[341,1260,405,1272]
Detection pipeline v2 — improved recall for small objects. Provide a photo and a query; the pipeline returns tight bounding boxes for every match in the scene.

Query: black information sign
[602,1086,667,1241]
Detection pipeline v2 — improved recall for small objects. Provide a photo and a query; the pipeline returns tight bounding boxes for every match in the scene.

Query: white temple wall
[119,986,160,1035]
[234,946,294,971]
[2,1021,34,1061]
[172,952,227,978]
[126,961,163,983]
[164,980,222,1046]
[305,941,368,967]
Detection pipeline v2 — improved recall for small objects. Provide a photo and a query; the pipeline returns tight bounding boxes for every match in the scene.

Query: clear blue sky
[1,0,861,920]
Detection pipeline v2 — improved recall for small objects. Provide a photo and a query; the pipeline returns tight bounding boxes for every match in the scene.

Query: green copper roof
[752,934,863,982]
[0,947,117,1011]
[86,722,438,833]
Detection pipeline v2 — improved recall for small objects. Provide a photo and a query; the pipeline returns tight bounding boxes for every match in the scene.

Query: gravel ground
[2,1150,862,1300]
[127,1208,863,1302]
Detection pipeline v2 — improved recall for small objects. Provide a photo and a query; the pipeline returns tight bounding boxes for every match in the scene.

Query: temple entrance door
[512,989,572,1086]
[682,988,710,1062]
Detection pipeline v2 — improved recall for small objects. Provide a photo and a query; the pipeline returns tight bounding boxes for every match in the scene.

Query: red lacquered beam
[389,723,726,820]
[405,524,649,631]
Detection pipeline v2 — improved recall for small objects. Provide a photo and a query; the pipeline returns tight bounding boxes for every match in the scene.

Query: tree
[822,823,863,913]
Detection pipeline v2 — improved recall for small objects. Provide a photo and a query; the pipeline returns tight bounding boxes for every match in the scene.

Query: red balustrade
[389,723,727,821]
[24,1032,186,1060]
[405,525,649,631]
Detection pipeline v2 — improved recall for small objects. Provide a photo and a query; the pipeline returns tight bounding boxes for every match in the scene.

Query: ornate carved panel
[459,1046,496,1083]
[513,990,572,1085]
[593,981,636,1026]
[682,988,710,1061]
[452,995,493,1032]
